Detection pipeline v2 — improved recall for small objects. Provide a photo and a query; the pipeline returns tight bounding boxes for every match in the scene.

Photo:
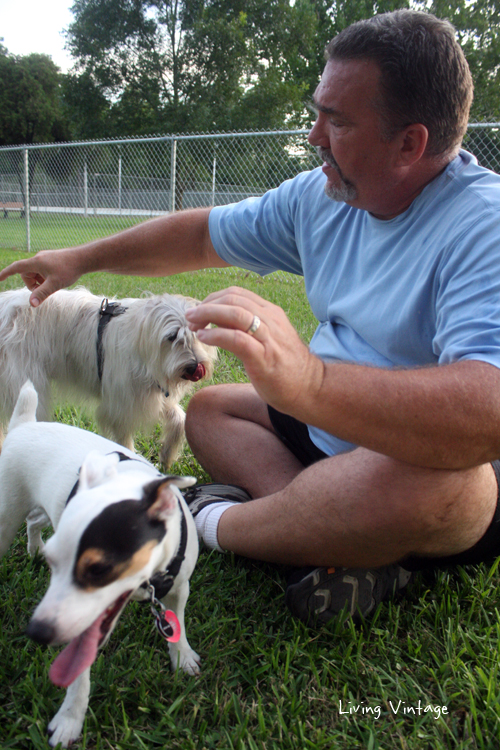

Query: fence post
[24,148,31,252]
[212,149,217,206]
[83,160,88,217]
[118,152,122,213]
[170,138,177,213]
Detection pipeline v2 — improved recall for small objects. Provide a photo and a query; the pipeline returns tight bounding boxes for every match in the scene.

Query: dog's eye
[86,561,114,580]
[165,330,179,343]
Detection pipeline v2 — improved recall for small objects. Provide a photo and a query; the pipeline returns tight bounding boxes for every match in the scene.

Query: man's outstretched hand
[0,249,84,306]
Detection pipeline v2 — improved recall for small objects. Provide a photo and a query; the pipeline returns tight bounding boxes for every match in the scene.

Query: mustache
[317,146,341,172]
[316,146,355,189]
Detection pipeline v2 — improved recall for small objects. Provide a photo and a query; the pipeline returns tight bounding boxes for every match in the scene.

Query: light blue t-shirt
[208,150,500,456]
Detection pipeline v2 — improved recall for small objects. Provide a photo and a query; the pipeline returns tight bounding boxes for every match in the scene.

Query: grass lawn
[0,213,146,254]
[0,246,499,749]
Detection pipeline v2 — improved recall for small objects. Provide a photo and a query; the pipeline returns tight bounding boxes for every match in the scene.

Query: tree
[60,70,113,139]
[0,48,69,146]
[64,0,322,136]
[0,47,72,209]
[423,0,500,120]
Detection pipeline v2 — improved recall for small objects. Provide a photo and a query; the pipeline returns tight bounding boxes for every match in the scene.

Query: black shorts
[268,405,500,571]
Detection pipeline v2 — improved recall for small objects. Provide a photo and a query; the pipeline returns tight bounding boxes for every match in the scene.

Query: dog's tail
[8,380,38,432]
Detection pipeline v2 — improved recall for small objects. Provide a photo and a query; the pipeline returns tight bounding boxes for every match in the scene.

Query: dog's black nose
[181,362,206,382]
[25,618,56,645]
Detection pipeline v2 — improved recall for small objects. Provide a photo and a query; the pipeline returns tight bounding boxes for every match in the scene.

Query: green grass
[0,212,146,253]
[0,248,499,749]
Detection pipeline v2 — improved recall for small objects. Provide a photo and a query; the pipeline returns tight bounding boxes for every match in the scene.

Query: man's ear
[395,123,429,166]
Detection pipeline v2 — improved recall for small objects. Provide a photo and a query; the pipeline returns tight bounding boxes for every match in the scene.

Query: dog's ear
[146,476,196,521]
[79,451,120,490]
[165,475,196,490]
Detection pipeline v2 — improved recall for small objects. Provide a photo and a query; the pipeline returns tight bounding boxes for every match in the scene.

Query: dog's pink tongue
[183,363,206,382]
[49,612,105,688]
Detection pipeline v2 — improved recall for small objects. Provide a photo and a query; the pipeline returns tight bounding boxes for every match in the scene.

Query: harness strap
[146,502,188,599]
[96,298,127,381]
[65,451,137,506]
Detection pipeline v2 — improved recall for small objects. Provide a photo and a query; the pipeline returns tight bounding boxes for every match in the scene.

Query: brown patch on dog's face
[73,484,175,590]
[75,540,158,590]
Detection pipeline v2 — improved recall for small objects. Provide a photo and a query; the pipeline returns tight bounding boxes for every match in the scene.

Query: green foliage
[0,49,70,147]
[64,0,322,137]
[425,0,500,120]
[2,0,500,149]
[60,71,113,140]
[62,0,500,140]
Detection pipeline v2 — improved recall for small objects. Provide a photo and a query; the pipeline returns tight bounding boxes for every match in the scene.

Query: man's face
[308,58,403,218]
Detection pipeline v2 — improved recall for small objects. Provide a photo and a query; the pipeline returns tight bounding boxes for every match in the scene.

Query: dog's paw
[26,508,50,556]
[27,537,45,557]
[48,712,84,748]
[170,645,201,675]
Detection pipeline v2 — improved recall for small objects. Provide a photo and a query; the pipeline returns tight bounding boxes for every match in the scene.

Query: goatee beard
[317,147,358,203]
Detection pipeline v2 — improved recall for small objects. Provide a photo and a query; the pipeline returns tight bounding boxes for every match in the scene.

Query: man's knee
[355,451,497,556]
[186,383,271,432]
[185,385,220,441]
[185,383,260,444]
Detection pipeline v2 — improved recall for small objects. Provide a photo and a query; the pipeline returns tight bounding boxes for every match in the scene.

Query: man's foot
[285,564,412,625]
[183,483,252,515]
[183,483,252,551]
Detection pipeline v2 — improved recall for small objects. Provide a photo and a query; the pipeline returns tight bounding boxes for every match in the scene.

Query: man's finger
[0,260,28,282]
[28,278,61,307]
[202,286,270,308]
[196,325,264,359]
[187,303,265,336]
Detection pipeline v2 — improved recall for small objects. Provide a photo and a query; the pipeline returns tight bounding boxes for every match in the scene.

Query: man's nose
[308,113,328,147]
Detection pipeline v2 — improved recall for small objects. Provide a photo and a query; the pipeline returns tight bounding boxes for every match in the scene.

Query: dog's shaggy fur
[0,287,217,466]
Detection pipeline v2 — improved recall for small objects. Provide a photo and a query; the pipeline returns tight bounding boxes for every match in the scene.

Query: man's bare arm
[186,287,500,470]
[0,207,228,306]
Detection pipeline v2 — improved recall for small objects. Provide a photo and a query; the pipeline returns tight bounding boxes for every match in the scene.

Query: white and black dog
[0,287,217,467]
[0,382,200,747]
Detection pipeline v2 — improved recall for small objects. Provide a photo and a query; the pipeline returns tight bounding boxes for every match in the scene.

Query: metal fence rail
[0,125,499,257]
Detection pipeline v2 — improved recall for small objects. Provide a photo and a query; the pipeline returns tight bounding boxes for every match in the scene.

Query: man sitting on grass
[2,10,500,627]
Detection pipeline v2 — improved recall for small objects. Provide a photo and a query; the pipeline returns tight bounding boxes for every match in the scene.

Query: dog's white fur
[0,287,217,466]
[0,382,200,747]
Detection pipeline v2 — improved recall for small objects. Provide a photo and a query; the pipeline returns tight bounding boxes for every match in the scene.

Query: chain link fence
[0,124,499,266]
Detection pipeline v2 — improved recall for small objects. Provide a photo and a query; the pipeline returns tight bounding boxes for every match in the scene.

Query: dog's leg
[162,579,200,675]
[26,508,51,555]
[0,495,33,557]
[159,404,186,468]
[96,402,135,452]
[47,668,91,748]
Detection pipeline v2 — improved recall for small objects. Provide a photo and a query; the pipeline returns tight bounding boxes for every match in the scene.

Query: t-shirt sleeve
[208,178,306,277]
[434,210,500,369]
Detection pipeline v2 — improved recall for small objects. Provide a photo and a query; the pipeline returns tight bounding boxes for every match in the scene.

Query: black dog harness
[146,507,188,598]
[96,297,170,396]
[65,451,188,598]
[96,298,128,381]
[65,451,134,506]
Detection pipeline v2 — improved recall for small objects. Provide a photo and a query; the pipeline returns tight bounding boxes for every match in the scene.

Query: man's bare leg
[186,383,497,568]
[218,449,497,568]
[185,383,498,623]
[186,383,304,495]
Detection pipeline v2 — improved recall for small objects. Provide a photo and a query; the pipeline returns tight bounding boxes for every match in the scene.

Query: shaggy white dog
[0,287,217,466]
